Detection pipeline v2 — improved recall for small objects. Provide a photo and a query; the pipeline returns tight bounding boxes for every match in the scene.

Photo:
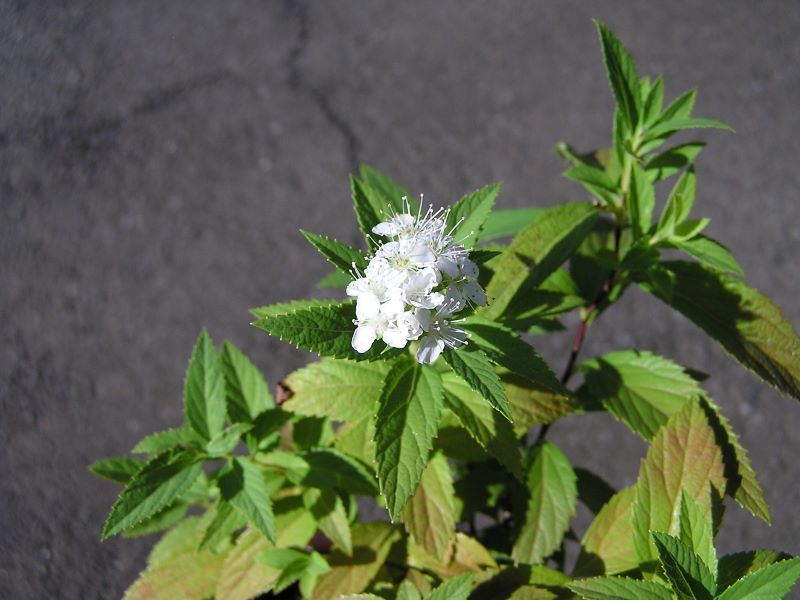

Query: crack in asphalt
[281,0,362,172]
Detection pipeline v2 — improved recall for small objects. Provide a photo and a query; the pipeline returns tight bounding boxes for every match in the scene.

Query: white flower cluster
[348,200,487,364]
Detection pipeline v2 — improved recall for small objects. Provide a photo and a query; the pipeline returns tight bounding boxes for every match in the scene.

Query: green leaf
[501,372,580,434]
[645,117,734,141]
[478,208,544,242]
[90,457,144,484]
[121,501,188,539]
[564,165,618,206]
[651,532,715,599]
[461,317,565,395]
[569,576,675,600]
[103,448,202,539]
[335,414,376,466]
[646,142,705,182]
[253,301,395,362]
[642,75,664,126]
[199,499,247,552]
[580,350,700,440]
[401,452,457,560]
[311,522,402,599]
[273,495,318,548]
[482,202,599,319]
[259,548,330,595]
[374,357,444,520]
[442,372,523,479]
[426,573,474,600]
[218,457,276,543]
[699,396,770,523]
[283,358,389,422]
[678,491,717,575]
[301,230,368,276]
[359,164,413,213]
[639,261,800,401]
[574,486,638,577]
[396,580,423,600]
[512,442,578,564]
[628,162,655,238]
[717,557,800,600]
[318,268,352,288]
[661,89,697,122]
[205,423,252,457]
[304,488,353,556]
[296,448,378,495]
[632,402,726,567]
[250,298,342,319]
[132,425,200,455]
[184,329,226,441]
[595,20,642,131]
[656,168,696,240]
[443,347,511,420]
[445,183,501,248]
[717,550,791,591]
[215,528,278,600]
[123,517,228,600]
[220,341,273,423]
[668,236,743,275]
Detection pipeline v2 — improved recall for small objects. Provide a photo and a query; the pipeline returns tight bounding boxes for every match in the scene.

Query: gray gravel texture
[2,1,800,598]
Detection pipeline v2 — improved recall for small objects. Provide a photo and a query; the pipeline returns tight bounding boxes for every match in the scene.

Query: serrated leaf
[501,372,579,434]
[206,423,252,457]
[273,495,318,548]
[564,165,618,206]
[482,202,599,319]
[574,486,638,577]
[258,548,329,595]
[651,532,715,599]
[632,402,726,567]
[132,425,200,455]
[580,350,700,440]
[645,117,734,142]
[295,448,378,495]
[461,317,565,395]
[699,396,770,523]
[250,298,341,319]
[640,261,800,401]
[199,500,247,552]
[253,301,396,362]
[103,448,202,539]
[317,268,352,288]
[678,491,717,575]
[122,501,189,539]
[443,347,511,420]
[374,359,444,519]
[442,372,523,479]
[301,230,368,276]
[311,522,402,599]
[717,557,800,600]
[220,341,273,423]
[446,183,500,248]
[668,236,743,275]
[661,89,697,122]
[123,517,228,600]
[90,457,144,484]
[215,528,278,600]
[304,488,353,556]
[575,468,616,516]
[401,452,456,560]
[595,20,642,131]
[334,414,376,466]
[184,329,226,441]
[396,580,423,600]
[628,162,655,238]
[359,164,413,212]
[478,208,544,242]
[218,457,275,544]
[512,442,578,564]
[717,550,791,591]
[656,168,696,240]
[427,573,474,600]
[642,75,664,126]
[645,142,705,182]
[569,576,674,600]
[283,358,389,422]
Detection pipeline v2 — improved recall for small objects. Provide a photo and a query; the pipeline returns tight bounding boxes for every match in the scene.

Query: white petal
[410,291,443,309]
[460,259,479,278]
[415,308,432,332]
[416,336,444,364]
[437,256,460,278]
[352,326,377,353]
[382,327,409,348]
[464,281,487,306]
[346,278,369,298]
[356,293,381,320]
[407,243,436,265]
[439,286,466,316]
[381,298,405,319]
[442,324,468,348]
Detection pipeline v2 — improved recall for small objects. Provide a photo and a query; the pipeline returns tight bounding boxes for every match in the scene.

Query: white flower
[372,213,416,238]
[401,267,443,309]
[347,260,406,303]
[443,257,487,307]
[376,238,436,271]
[383,310,423,348]
[351,294,400,353]
[414,293,468,364]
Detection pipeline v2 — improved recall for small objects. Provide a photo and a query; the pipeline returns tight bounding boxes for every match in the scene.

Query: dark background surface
[2,2,800,598]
